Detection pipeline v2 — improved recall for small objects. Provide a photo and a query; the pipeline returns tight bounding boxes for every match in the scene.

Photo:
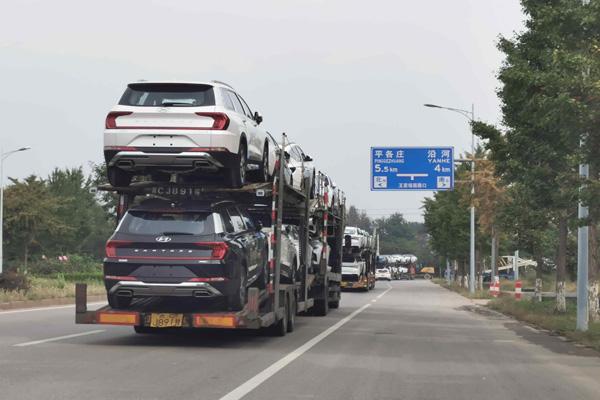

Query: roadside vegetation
[423,1,600,322]
[488,297,600,352]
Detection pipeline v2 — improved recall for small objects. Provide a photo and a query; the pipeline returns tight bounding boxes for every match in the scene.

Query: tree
[3,176,70,268]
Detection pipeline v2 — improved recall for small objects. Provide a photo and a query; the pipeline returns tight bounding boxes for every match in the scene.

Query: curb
[0,295,106,311]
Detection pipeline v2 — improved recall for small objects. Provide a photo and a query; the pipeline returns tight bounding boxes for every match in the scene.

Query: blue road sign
[370,147,454,191]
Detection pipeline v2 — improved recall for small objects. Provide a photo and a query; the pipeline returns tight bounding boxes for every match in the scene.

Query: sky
[0,0,525,221]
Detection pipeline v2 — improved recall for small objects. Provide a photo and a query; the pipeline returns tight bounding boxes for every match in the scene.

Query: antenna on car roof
[211,80,235,90]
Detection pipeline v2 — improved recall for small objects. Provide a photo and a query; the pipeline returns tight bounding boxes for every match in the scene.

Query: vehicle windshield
[345,227,357,235]
[118,211,215,235]
[119,83,216,107]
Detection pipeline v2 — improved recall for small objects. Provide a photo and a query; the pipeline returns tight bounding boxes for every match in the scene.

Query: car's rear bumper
[107,150,229,172]
[109,280,224,299]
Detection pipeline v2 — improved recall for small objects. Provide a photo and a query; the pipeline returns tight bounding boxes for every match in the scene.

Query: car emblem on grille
[155,236,172,243]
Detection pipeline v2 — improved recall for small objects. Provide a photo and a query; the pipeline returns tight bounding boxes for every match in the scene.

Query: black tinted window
[227,207,246,232]
[219,210,234,233]
[119,211,215,235]
[119,83,216,107]
[240,209,255,230]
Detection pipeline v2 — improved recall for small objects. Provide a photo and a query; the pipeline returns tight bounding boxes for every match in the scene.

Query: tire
[107,167,132,187]
[329,299,340,309]
[108,294,132,309]
[257,143,270,182]
[313,278,329,316]
[270,296,288,337]
[229,142,247,188]
[287,293,296,332]
[257,253,269,290]
[310,171,316,199]
[229,267,248,311]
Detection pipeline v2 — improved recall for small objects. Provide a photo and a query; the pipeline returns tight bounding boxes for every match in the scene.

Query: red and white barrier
[489,277,500,298]
[515,280,522,300]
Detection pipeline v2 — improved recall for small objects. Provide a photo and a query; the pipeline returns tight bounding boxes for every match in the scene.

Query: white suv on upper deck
[104,81,275,187]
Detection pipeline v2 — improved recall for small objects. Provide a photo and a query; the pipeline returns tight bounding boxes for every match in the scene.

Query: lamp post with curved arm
[1,146,31,275]
[424,103,476,294]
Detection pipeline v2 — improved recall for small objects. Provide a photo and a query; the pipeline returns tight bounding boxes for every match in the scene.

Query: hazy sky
[1,0,525,221]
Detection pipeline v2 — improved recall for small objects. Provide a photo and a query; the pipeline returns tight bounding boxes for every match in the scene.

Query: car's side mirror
[304,155,313,162]
[254,111,263,125]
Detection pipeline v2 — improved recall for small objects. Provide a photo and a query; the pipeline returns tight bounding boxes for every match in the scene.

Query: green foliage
[2,168,114,266]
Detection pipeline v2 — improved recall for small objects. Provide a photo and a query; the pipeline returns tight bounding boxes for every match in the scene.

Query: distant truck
[341,258,368,291]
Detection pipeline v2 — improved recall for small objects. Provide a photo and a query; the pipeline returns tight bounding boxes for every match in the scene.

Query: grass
[498,270,577,292]
[432,278,492,299]
[0,276,105,303]
[488,297,600,351]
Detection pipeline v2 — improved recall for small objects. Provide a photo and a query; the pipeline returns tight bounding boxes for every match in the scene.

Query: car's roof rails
[211,80,235,90]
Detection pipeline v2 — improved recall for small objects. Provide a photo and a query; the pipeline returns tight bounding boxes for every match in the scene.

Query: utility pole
[424,103,476,294]
[577,0,590,332]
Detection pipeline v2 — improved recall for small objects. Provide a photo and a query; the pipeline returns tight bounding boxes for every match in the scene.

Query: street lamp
[424,103,477,294]
[1,146,31,275]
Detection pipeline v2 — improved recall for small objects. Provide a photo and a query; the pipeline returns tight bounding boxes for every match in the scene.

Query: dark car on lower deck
[103,199,268,310]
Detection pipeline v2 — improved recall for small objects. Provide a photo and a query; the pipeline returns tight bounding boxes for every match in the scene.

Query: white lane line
[0,302,106,316]
[14,330,106,347]
[219,286,393,400]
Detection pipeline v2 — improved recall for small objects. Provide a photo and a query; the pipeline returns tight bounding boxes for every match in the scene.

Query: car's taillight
[195,112,230,130]
[195,242,229,260]
[105,111,133,129]
[105,240,133,257]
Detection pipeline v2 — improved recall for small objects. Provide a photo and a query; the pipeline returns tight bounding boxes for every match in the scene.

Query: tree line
[423,0,600,320]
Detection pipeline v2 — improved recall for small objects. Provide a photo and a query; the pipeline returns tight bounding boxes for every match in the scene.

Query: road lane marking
[0,302,106,316]
[14,330,106,347]
[219,286,393,400]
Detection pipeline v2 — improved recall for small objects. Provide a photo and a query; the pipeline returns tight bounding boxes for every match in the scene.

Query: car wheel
[229,142,247,188]
[107,167,132,187]
[108,294,132,309]
[286,292,296,332]
[257,143,270,182]
[257,253,269,290]
[269,295,288,337]
[229,267,248,311]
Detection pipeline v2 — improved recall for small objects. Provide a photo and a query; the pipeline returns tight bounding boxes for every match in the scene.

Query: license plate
[149,313,184,328]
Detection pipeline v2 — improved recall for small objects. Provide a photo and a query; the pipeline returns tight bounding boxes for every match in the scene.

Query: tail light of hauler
[105,240,133,258]
[195,242,229,260]
[105,111,133,129]
[195,112,230,130]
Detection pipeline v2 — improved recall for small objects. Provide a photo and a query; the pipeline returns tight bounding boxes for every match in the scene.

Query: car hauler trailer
[341,228,378,291]
[76,135,345,335]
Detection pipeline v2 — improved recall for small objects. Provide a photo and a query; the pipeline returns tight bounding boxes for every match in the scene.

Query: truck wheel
[108,294,132,309]
[287,292,296,332]
[107,167,132,187]
[229,267,248,311]
[313,279,329,316]
[256,143,270,182]
[229,142,247,188]
[270,296,288,337]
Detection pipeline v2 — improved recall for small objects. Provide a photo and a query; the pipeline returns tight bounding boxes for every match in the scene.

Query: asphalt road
[1,280,600,400]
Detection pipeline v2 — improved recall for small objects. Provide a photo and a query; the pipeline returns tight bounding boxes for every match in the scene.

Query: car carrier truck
[75,135,345,335]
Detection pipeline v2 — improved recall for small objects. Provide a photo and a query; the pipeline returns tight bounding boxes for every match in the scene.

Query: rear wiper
[161,231,194,236]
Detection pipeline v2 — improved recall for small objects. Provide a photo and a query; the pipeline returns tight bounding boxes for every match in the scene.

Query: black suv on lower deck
[103,198,268,310]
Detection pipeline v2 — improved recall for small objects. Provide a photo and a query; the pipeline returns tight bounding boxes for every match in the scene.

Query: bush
[26,254,102,276]
[0,270,30,292]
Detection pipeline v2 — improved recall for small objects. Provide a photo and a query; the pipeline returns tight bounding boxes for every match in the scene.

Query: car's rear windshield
[118,211,215,235]
[345,227,357,235]
[119,83,216,107]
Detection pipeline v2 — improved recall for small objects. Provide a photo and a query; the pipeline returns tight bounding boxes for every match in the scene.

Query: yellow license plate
[149,313,184,328]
